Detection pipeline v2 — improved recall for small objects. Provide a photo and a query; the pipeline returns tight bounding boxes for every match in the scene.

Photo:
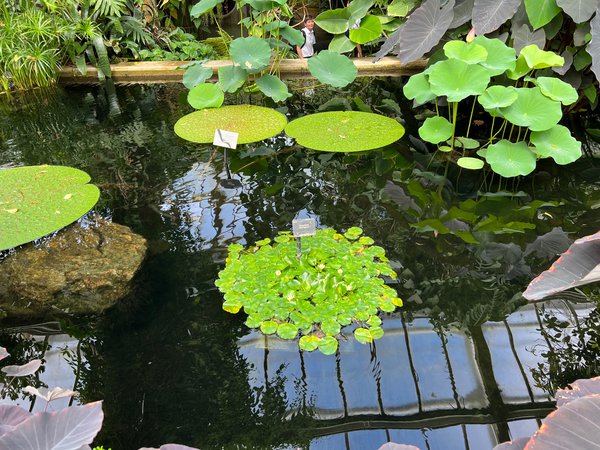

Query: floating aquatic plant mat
[0,165,100,251]
[285,111,405,152]
[174,105,287,144]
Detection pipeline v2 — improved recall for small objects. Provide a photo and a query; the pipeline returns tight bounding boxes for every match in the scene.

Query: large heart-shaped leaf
[229,37,271,74]
[190,0,223,16]
[535,76,578,105]
[403,72,436,104]
[485,140,537,177]
[315,8,352,34]
[348,0,373,22]
[530,124,582,164]
[182,64,213,89]
[0,402,103,450]
[349,15,383,44]
[473,35,516,75]
[0,166,100,251]
[0,406,31,437]
[418,116,453,144]
[472,0,521,35]
[307,51,358,87]
[279,26,304,46]
[524,0,560,29]
[329,34,357,53]
[217,65,247,93]
[524,227,572,259]
[556,0,600,23]
[428,58,491,102]
[499,87,562,131]
[512,24,546,55]
[255,74,292,102]
[187,83,224,109]
[174,105,287,144]
[590,11,600,81]
[1,360,42,377]
[556,377,600,407]
[285,111,405,152]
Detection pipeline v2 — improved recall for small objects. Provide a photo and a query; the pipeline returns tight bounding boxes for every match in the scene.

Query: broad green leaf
[506,54,532,79]
[329,34,357,53]
[285,111,405,152]
[187,83,224,109]
[182,64,213,89]
[299,335,320,351]
[454,137,480,149]
[241,0,285,10]
[428,58,491,102]
[403,72,436,104]
[387,0,418,17]
[349,15,383,44]
[524,0,560,29]
[520,45,564,69]
[348,0,373,22]
[457,157,484,170]
[223,299,242,313]
[318,336,339,355]
[472,0,521,35]
[369,326,384,339]
[557,0,600,23]
[279,26,304,46]
[245,315,262,328]
[418,116,453,144]
[354,327,373,344]
[277,322,298,339]
[218,65,247,93]
[473,35,517,75]
[478,85,518,109]
[229,37,271,73]
[175,105,287,144]
[530,125,582,165]
[0,166,100,251]
[190,0,223,16]
[443,41,487,64]
[307,51,358,88]
[315,8,352,34]
[499,87,562,131]
[256,74,292,102]
[573,50,592,70]
[260,320,278,334]
[381,18,405,32]
[535,77,578,105]
[367,315,382,327]
[321,319,341,335]
[485,140,537,177]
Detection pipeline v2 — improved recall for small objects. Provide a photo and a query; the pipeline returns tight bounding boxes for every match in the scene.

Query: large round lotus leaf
[349,15,383,44]
[285,111,405,152]
[174,105,287,144]
[418,116,453,144]
[315,8,352,34]
[0,165,100,251]
[499,87,562,131]
[182,64,213,89]
[229,37,271,74]
[187,83,224,109]
[403,72,436,105]
[329,34,356,53]
[443,41,488,64]
[255,74,292,102]
[536,76,578,105]
[307,51,358,88]
[485,140,537,177]
[530,124,582,165]
[428,59,491,102]
[478,85,519,110]
[520,45,564,69]
[218,65,247,93]
[472,35,516,75]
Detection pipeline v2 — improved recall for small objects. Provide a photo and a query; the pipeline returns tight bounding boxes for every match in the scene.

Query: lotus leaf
[506,54,532,80]
[498,87,562,131]
[519,45,564,69]
[530,125,582,165]
[535,76,578,105]
[403,72,436,105]
[478,85,518,109]
[187,83,224,109]
[229,37,271,74]
[454,137,480,149]
[473,35,517,75]
[418,116,453,144]
[0,166,100,251]
[174,105,287,144]
[315,8,352,34]
[182,64,213,89]
[524,0,560,29]
[329,35,356,53]
[307,51,358,88]
[349,15,383,44]
[256,74,292,102]
[285,111,405,152]
[443,41,488,64]
[428,59,491,102]
[485,140,537,177]
[457,157,484,170]
[218,65,247,93]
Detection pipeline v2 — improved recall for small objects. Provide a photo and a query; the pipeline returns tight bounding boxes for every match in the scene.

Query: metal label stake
[213,129,241,189]
[292,218,316,259]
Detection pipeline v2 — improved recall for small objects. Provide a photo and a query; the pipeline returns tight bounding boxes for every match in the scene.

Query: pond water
[1,80,600,450]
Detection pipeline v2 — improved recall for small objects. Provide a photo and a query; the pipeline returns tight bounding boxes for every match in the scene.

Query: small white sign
[213,129,239,149]
[292,218,317,237]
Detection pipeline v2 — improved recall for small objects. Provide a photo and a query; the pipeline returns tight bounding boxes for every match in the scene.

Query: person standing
[296,16,316,61]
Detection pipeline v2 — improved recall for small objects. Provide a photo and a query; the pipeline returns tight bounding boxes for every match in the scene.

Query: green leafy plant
[215,227,402,355]
[405,37,582,178]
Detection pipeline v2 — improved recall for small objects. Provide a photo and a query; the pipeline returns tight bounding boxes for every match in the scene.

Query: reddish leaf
[0,405,32,437]
[1,359,42,377]
[556,376,600,407]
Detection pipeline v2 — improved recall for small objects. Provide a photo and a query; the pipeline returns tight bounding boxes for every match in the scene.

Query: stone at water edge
[0,220,147,317]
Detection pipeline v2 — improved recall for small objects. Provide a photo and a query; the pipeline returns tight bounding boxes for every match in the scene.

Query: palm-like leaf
[91,0,127,17]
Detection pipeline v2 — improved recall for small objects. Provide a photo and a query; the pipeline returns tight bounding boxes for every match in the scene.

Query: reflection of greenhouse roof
[238,302,593,449]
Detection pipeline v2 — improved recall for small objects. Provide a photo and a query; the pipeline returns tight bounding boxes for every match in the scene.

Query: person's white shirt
[300,27,316,57]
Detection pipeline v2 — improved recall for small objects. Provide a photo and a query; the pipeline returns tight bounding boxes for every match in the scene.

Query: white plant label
[213,129,239,149]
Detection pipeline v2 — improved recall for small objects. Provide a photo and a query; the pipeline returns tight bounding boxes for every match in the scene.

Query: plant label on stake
[213,129,241,189]
[292,218,316,259]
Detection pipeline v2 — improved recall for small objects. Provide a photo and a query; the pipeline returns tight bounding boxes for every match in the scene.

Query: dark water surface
[1,81,600,450]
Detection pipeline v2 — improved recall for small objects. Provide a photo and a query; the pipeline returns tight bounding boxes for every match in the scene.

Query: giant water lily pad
[0,166,100,251]
[174,105,287,144]
[285,111,405,152]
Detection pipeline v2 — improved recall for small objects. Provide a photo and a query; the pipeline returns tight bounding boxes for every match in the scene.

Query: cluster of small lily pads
[405,37,582,177]
[215,227,402,354]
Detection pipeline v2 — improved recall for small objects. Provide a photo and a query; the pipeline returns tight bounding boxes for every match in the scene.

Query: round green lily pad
[174,105,288,144]
[0,165,100,251]
[285,111,405,152]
